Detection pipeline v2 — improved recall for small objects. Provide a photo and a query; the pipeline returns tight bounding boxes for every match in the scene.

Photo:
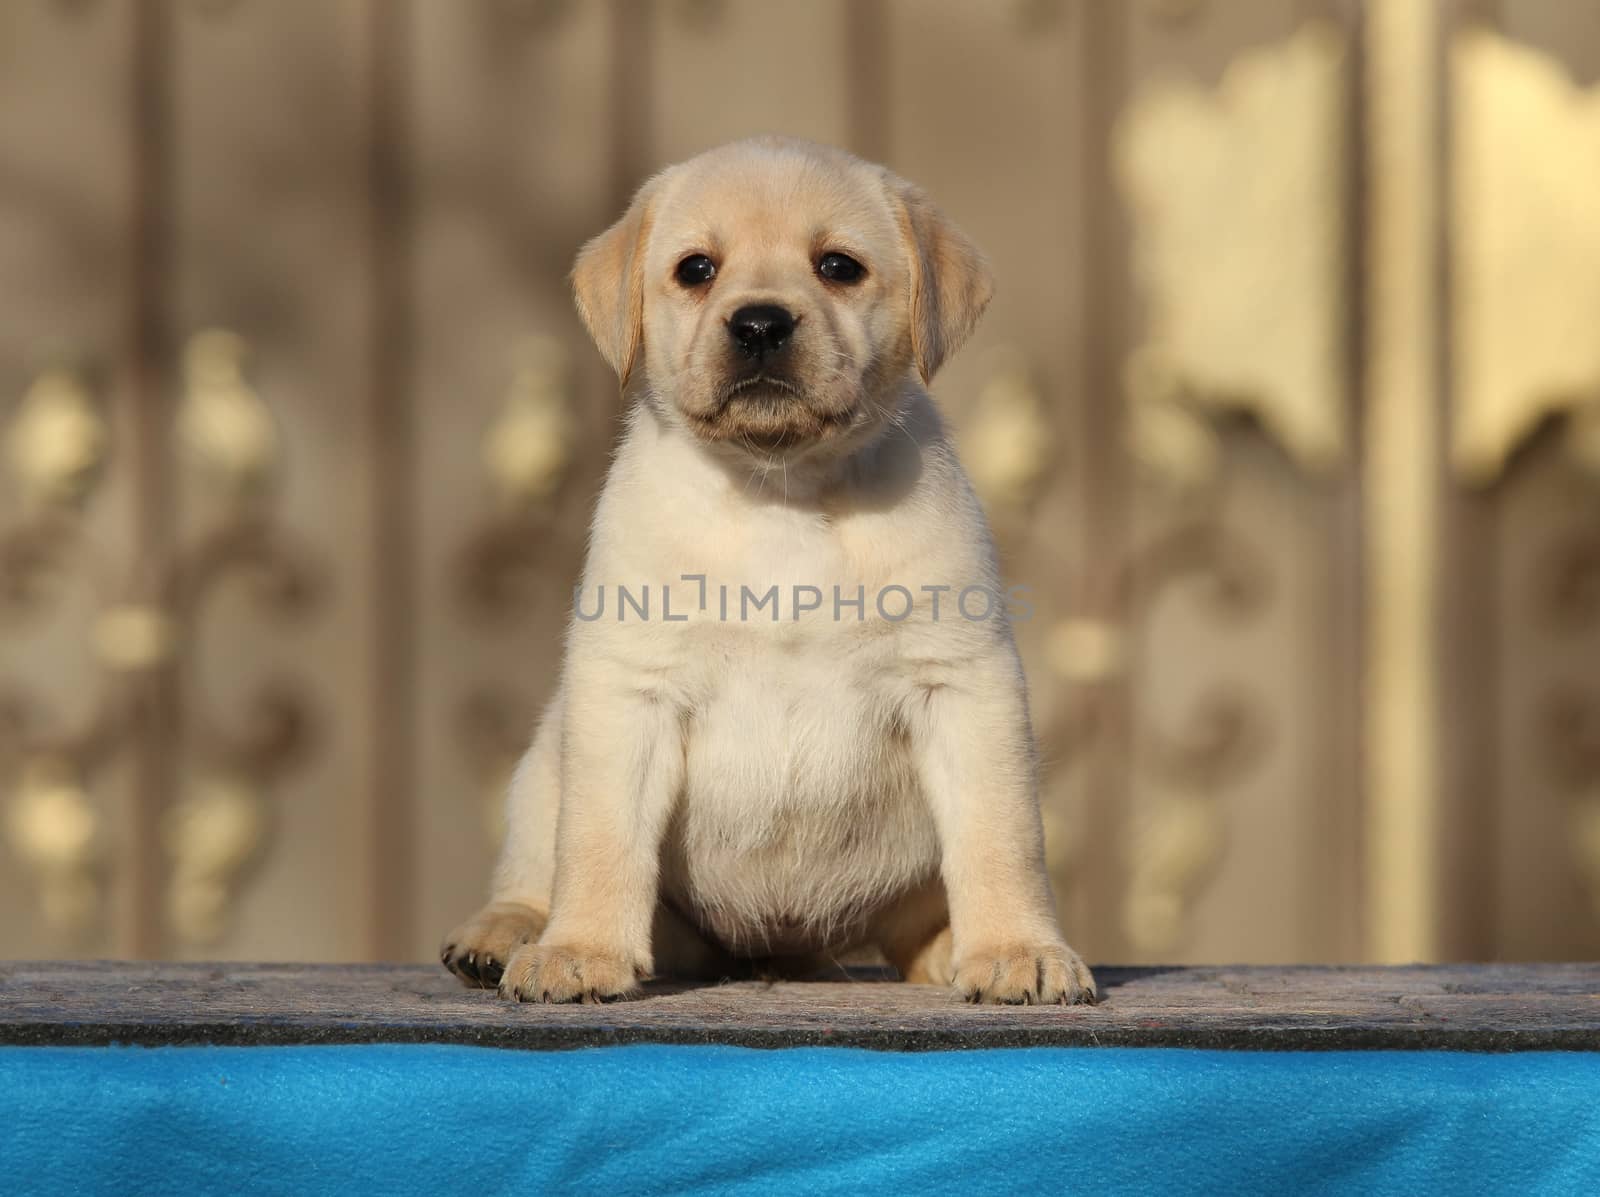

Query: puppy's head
[573,136,992,458]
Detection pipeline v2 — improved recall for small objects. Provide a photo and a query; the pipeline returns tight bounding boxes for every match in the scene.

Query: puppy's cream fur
[442,137,1095,1005]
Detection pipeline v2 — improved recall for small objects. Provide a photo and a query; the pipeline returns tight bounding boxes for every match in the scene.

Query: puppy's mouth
[685,374,856,454]
[717,373,807,406]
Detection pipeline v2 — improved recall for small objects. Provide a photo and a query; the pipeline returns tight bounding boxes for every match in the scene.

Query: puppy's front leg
[911,651,1097,1005]
[499,664,683,1004]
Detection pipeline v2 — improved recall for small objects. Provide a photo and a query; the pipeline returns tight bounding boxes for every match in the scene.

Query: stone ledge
[3,961,1597,1052]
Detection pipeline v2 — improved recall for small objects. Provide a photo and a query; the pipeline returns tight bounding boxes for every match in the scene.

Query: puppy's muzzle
[728,303,797,363]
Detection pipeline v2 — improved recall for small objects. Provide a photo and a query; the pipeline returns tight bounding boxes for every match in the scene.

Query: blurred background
[1,0,1598,966]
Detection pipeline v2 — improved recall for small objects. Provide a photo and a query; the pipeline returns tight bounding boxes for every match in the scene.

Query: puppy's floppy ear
[572,177,660,384]
[888,175,995,382]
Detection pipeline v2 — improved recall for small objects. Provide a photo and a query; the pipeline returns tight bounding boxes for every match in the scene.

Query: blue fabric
[2,1044,1598,1195]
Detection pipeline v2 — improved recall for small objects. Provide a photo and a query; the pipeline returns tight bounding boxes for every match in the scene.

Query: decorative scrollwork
[1117,21,1348,486]
[4,368,106,510]
[0,509,88,620]
[0,666,126,779]
[1120,520,1274,954]
[458,337,583,626]
[0,369,114,938]
[1451,28,1600,484]
[162,774,268,945]
[453,338,583,846]
[962,348,1054,512]
[2,757,103,940]
[159,517,322,944]
[0,336,323,947]
[1125,517,1275,620]
[152,335,318,944]
[452,510,578,863]
[1046,618,1124,687]
[482,335,575,511]
[1123,793,1223,954]
[457,517,569,623]
[1040,502,1275,957]
[1141,685,1266,793]
[179,330,280,506]
[93,604,179,672]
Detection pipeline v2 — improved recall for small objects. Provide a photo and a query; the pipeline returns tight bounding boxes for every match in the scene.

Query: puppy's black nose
[728,304,796,360]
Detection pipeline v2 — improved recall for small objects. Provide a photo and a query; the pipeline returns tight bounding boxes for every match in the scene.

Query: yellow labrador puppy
[442,136,1095,1006]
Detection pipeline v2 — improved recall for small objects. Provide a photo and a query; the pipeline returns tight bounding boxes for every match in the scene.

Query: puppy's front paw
[499,942,639,1004]
[954,942,1097,1005]
[440,900,547,989]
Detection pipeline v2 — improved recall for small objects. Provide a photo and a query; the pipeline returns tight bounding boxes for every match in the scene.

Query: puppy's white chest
[689,650,876,814]
[665,644,937,955]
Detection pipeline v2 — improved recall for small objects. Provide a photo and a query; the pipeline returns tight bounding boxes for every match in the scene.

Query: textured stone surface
[2,961,1597,1051]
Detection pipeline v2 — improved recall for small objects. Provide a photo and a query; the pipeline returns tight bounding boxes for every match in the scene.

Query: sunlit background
[1,0,1598,966]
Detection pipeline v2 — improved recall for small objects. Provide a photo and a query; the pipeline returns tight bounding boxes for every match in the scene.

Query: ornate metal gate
[2,0,1597,964]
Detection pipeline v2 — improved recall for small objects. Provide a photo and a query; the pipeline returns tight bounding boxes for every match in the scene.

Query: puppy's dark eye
[817,252,865,284]
[675,254,717,287]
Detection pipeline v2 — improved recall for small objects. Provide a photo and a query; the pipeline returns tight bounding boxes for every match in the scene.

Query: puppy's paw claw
[499,942,639,1004]
[440,901,547,989]
[953,942,1097,1006]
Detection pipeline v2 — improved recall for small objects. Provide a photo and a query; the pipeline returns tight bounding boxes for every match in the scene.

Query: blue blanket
[3,1044,1597,1194]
